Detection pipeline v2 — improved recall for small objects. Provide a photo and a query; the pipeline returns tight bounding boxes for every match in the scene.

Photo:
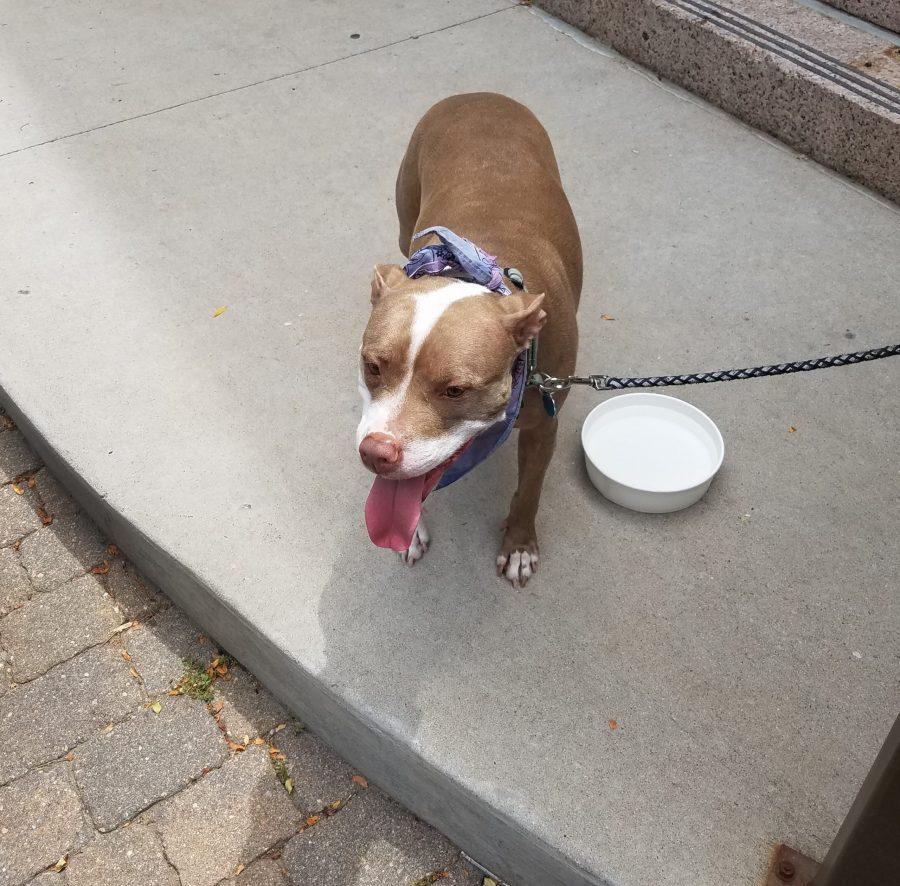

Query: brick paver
[0,573,122,681]
[272,727,360,814]
[0,645,142,786]
[0,431,41,484]
[18,514,107,591]
[0,765,84,886]
[74,697,228,831]
[65,823,179,886]
[0,484,41,548]
[29,467,78,523]
[212,668,286,744]
[124,607,217,697]
[282,789,480,886]
[0,410,488,885]
[151,746,299,886]
[105,558,166,621]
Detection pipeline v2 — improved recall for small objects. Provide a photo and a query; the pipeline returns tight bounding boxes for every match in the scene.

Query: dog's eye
[444,385,466,399]
[364,361,381,377]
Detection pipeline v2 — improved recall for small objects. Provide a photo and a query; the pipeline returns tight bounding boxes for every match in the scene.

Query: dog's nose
[359,432,402,474]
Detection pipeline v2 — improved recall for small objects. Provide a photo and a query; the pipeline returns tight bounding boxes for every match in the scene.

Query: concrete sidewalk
[1,2,898,885]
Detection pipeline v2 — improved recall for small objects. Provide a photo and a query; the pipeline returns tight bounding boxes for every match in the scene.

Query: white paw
[398,519,430,566]
[496,548,539,588]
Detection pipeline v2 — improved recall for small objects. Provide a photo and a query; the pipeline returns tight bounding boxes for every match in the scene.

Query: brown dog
[357,93,582,587]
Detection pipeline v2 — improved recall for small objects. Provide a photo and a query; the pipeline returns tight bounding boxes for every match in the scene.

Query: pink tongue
[365,475,428,551]
[364,462,451,552]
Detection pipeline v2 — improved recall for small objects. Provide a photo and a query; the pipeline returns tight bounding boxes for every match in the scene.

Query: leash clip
[530,373,612,393]
[530,373,571,393]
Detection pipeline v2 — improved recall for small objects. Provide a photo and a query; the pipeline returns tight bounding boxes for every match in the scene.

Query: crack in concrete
[0,5,518,161]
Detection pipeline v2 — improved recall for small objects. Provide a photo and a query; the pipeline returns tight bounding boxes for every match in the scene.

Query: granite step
[537,0,900,202]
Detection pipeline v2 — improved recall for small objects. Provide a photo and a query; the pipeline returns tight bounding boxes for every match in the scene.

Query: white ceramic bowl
[581,393,725,513]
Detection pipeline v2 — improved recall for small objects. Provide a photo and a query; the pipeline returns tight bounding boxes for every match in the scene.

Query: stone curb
[823,0,900,35]
[535,0,900,202]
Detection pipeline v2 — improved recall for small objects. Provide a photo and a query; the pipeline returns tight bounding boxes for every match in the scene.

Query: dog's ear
[501,292,547,348]
[370,264,407,304]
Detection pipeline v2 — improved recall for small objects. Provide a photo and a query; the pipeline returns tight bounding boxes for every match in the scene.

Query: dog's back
[396,93,582,312]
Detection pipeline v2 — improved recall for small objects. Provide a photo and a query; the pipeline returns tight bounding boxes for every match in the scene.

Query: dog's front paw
[398,518,430,566]
[496,532,539,589]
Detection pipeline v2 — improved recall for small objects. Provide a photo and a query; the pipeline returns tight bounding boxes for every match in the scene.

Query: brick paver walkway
[0,408,487,886]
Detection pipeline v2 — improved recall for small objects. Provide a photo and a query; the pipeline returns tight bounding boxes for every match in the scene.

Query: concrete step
[536,0,900,202]
[820,0,900,34]
[1,3,898,886]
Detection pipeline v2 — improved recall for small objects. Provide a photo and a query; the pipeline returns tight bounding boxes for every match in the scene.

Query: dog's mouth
[364,444,470,551]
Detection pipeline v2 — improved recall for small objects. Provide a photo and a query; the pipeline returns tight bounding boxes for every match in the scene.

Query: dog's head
[357,264,546,479]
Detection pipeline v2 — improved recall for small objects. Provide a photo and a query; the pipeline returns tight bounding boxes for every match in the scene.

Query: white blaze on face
[356,280,503,477]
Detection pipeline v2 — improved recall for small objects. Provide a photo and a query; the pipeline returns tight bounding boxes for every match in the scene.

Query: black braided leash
[529,344,900,400]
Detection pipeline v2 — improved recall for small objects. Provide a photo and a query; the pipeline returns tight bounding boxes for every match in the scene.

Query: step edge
[0,384,611,886]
